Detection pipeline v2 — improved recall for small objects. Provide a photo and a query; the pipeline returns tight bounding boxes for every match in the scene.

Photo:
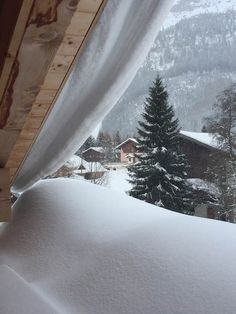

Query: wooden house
[52,155,106,180]
[115,138,138,164]
[179,131,220,180]
[82,147,104,162]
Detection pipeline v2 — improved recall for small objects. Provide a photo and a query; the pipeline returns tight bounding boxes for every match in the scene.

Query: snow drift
[1,179,236,313]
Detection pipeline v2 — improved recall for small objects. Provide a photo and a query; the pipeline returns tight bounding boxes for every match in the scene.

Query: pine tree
[113,131,121,148]
[96,131,114,162]
[128,76,192,213]
[76,135,96,156]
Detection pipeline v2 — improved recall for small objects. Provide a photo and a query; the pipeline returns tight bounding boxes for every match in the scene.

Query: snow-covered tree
[112,131,121,148]
[76,135,96,156]
[204,84,236,221]
[128,76,192,213]
[96,131,114,162]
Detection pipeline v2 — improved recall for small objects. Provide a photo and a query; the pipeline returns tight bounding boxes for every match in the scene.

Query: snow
[13,0,174,193]
[2,178,236,313]
[64,155,89,169]
[61,155,106,173]
[105,168,131,193]
[82,147,104,154]
[164,0,236,28]
[115,138,138,150]
[0,265,58,314]
[180,130,218,148]
[187,178,219,196]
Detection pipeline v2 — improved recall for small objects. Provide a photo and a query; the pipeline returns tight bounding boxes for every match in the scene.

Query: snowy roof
[64,155,89,170]
[115,138,138,150]
[64,155,106,173]
[179,131,218,149]
[82,147,104,154]
[2,179,236,313]
[187,178,219,196]
[125,153,136,158]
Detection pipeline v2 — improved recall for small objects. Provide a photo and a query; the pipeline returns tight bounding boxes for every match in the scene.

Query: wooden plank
[36,89,58,103]
[66,11,95,36]
[77,0,106,13]
[57,35,84,56]
[48,55,74,74]
[30,103,51,117]
[19,128,39,140]
[23,116,45,130]
[0,168,11,221]
[42,72,66,90]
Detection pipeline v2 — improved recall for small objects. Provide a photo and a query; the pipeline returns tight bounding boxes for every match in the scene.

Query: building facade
[115,138,138,164]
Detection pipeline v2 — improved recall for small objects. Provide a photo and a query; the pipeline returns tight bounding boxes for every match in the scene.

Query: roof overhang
[0,0,108,220]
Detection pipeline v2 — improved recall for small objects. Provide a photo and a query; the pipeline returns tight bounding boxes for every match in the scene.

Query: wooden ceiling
[0,0,108,220]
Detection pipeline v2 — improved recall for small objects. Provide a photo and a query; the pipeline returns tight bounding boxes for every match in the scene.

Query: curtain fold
[13,0,174,193]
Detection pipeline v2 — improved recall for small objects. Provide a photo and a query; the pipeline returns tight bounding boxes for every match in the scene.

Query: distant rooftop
[115,138,138,150]
[82,147,104,154]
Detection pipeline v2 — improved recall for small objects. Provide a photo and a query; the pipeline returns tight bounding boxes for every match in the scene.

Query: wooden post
[0,168,11,221]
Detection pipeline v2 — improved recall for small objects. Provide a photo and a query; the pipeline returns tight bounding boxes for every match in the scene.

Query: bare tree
[204,83,236,222]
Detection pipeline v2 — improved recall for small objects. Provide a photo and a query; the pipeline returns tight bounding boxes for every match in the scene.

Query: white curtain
[13,0,174,193]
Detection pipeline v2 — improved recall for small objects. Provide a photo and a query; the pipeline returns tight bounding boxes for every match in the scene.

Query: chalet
[52,155,106,180]
[115,138,138,163]
[82,147,105,162]
[179,131,219,180]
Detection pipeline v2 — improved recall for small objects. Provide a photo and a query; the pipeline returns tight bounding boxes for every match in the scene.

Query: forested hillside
[102,0,236,136]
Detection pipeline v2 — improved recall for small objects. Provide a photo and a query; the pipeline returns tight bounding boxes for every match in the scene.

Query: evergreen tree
[113,131,121,147]
[96,131,105,147]
[76,135,96,156]
[113,131,122,161]
[128,76,192,213]
[96,131,114,162]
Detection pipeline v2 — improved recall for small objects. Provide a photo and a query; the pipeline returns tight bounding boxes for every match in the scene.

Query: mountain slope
[102,0,236,137]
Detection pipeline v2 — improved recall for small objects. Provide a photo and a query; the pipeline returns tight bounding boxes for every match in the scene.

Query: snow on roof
[64,155,89,169]
[82,147,104,154]
[125,153,136,158]
[115,138,138,150]
[187,178,219,196]
[180,131,218,149]
[64,155,106,172]
[2,178,236,313]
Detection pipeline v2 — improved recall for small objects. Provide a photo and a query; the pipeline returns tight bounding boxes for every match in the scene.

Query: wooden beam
[6,0,108,182]
[0,0,78,167]
[0,168,11,221]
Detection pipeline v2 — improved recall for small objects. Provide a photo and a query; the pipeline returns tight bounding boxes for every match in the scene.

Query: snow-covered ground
[1,178,236,313]
[104,167,132,193]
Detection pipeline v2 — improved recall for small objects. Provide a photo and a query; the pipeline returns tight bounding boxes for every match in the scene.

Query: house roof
[115,138,138,150]
[179,131,218,150]
[82,147,104,154]
[65,155,106,173]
